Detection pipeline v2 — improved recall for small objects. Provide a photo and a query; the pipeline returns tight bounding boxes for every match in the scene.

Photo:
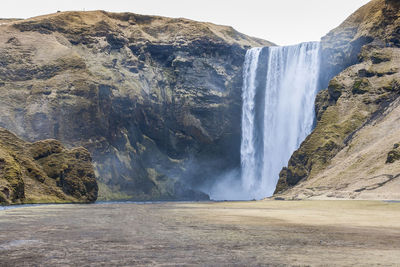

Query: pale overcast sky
[3,0,371,45]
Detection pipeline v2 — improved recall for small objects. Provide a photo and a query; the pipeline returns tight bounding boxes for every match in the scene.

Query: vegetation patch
[328,78,344,101]
[352,78,370,94]
[0,128,97,205]
[386,143,400,164]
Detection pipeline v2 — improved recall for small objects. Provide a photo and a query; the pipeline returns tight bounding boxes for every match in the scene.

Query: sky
[2,0,371,45]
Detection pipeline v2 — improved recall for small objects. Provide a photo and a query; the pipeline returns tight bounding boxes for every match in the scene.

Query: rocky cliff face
[0,127,97,204]
[0,11,272,200]
[276,0,400,199]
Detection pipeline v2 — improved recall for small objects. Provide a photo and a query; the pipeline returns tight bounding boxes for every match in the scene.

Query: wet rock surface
[0,11,272,200]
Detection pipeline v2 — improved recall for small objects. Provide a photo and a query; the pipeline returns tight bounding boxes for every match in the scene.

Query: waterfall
[241,47,263,194]
[240,42,321,200]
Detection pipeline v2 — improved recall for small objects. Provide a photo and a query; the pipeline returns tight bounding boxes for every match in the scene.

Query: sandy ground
[0,200,399,266]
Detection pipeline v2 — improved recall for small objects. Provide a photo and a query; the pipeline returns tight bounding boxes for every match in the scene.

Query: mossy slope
[276,0,400,199]
[0,127,98,205]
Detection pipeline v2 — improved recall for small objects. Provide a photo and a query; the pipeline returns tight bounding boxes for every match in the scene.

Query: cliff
[276,0,400,199]
[0,11,273,200]
[0,127,97,204]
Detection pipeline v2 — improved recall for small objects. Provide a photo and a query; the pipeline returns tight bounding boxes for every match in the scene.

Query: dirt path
[0,200,399,266]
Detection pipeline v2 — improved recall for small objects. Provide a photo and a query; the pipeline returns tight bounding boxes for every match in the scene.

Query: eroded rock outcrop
[0,11,272,200]
[0,127,97,204]
[276,0,400,199]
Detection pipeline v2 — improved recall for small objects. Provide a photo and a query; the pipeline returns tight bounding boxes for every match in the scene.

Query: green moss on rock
[328,78,344,101]
[352,78,370,94]
[275,52,388,195]
[0,128,98,205]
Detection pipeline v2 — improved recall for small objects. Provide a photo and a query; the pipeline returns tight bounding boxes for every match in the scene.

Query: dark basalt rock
[0,10,273,201]
[386,143,400,163]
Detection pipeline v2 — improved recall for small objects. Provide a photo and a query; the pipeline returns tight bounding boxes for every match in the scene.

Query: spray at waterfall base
[208,42,321,200]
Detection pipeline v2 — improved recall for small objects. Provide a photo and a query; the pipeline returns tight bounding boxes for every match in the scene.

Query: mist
[198,169,250,201]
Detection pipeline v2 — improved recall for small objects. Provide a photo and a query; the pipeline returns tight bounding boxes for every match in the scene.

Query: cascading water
[240,42,321,199]
[241,47,263,194]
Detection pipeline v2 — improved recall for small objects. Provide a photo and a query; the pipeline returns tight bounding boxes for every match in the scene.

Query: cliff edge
[276,0,400,200]
[0,11,273,200]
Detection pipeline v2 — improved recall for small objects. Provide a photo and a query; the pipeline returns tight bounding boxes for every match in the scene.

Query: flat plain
[0,200,399,266]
